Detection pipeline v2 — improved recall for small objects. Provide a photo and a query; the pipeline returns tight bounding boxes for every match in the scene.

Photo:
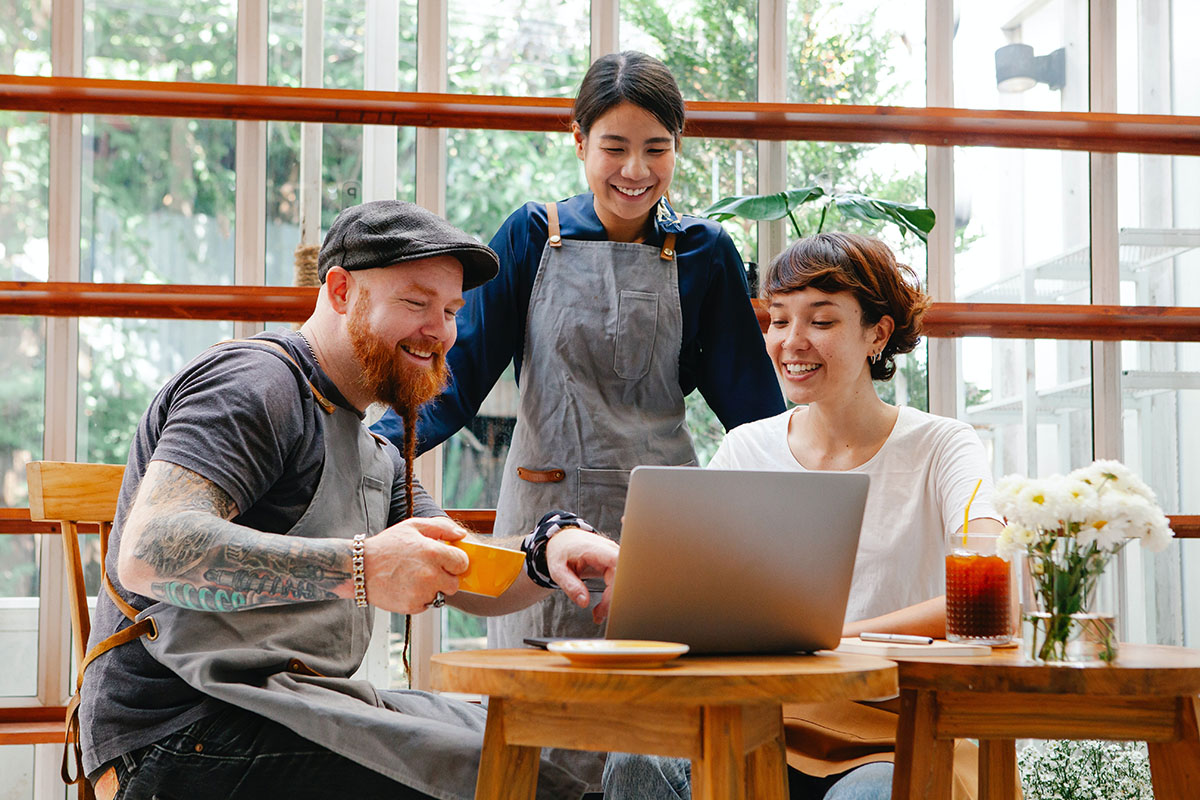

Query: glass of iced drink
[945,531,1013,645]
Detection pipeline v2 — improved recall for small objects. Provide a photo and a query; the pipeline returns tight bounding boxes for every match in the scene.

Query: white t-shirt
[709,406,1000,623]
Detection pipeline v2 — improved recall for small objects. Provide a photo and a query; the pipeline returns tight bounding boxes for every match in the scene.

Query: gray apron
[132,341,588,800]
[489,201,697,651]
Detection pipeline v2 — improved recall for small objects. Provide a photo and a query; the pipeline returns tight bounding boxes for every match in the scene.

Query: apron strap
[218,338,336,415]
[659,233,677,261]
[546,202,563,247]
[547,200,675,260]
[62,612,158,787]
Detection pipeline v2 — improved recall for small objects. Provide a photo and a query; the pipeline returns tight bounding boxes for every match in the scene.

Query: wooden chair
[26,460,126,800]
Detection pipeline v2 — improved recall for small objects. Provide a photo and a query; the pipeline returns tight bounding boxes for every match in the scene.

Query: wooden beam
[5,75,1200,155]
[4,284,1200,342]
[749,299,1200,343]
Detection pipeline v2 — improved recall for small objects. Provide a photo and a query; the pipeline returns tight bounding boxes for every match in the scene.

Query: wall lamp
[995,44,1066,92]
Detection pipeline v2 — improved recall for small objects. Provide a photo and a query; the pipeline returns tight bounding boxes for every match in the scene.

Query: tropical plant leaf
[831,194,936,241]
[702,192,793,222]
[701,186,825,222]
[780,185,825,211]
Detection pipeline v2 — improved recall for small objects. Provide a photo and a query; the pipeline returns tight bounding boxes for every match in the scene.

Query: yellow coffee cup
[452,540,525,597]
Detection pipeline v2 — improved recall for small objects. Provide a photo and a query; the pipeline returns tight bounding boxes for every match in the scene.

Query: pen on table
[858,632,935,645]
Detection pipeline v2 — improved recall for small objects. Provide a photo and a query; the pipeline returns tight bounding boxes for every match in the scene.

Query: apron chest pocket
[613,290,658,380]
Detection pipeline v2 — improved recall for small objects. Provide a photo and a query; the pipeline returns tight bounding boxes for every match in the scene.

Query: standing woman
[373,51,783,648]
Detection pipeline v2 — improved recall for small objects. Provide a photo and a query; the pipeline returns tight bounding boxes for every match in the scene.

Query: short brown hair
[761,232,930,381]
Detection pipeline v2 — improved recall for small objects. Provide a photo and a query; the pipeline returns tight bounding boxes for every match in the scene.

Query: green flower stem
[1027,535,1118,663]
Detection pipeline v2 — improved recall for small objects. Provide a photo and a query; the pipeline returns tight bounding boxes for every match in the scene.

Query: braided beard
[347,285,450,418]
[348,286,446,683]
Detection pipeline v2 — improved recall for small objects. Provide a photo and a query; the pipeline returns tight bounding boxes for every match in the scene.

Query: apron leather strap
[62,575,159,787]
[659,233,677,261]
[517,466,566,483]
[219,338,336,415]
[546,202,563,247]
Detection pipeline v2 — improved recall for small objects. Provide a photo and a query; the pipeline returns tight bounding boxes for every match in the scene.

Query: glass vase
[1020,536,1120,665]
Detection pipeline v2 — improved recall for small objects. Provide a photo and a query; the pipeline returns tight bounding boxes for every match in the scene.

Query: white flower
[1071,459,1157,504]
[992,474,1028,520]
[1143,512,1174,553]
[1003,476,1075,531]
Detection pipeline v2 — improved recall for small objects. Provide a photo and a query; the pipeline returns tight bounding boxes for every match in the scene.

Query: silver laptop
[604,466,869,654]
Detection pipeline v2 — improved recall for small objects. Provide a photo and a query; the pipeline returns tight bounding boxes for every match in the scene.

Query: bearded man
[76,201,618,800]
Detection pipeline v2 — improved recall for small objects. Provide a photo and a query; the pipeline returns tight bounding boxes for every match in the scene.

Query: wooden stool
[432,648,897,800]
[890,642,1200,800]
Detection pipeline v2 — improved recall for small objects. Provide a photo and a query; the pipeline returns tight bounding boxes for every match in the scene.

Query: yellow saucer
[547,639,690,668]
[452,540,525,597]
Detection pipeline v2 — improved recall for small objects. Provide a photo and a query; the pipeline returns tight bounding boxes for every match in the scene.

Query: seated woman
[603,232,1004,800]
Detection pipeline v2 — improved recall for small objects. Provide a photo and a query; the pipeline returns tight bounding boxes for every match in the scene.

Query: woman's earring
[869,351,882,365]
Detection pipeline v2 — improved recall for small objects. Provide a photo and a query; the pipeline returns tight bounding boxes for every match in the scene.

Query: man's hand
[545,528,619,623]
[362,517,470,615]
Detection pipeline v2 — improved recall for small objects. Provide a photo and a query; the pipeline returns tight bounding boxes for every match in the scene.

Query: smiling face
[574,101,677,243]
[345,256,464,415]
[765,288,892,407]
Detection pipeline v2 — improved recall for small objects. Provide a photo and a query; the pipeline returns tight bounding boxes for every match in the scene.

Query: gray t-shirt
[80,330,443,775]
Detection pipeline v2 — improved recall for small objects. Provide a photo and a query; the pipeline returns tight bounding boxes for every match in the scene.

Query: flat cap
[318,200,499,290]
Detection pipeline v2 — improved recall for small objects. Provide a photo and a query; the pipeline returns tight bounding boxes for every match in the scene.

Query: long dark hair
[761,233,930,382]
[573,51,685,143]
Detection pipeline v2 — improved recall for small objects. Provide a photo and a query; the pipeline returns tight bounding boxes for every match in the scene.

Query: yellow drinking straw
[962,478,983,546]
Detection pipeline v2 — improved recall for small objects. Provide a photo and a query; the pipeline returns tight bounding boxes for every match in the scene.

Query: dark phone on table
[522,637,576,649]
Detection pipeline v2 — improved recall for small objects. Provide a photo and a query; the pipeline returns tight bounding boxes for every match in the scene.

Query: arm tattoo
[132,462,351,611]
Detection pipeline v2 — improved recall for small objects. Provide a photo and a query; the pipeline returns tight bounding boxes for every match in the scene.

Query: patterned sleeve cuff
[520,510,596,589]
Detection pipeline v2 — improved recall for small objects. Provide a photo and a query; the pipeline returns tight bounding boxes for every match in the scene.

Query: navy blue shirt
[373,192,784,452]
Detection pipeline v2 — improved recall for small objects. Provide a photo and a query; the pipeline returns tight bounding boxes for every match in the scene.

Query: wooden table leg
[745,728,788,800]
[475,698,540,800]
[892,689,954,800]
[1148,695,1200,800]
[692,705,746,800]
[978,739,1018,800]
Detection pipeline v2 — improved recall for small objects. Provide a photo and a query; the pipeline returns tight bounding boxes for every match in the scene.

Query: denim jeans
[101,704,437,800]
[602,753,894,800]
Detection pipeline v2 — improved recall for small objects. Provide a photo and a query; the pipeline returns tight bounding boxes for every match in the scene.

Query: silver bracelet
[352,533,368,608]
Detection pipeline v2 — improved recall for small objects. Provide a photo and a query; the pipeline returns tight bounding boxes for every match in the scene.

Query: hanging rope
[293,243,320,328]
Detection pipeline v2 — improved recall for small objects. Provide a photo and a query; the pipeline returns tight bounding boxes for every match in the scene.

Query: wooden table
[891,642,1200,800]
[431,648,896,800]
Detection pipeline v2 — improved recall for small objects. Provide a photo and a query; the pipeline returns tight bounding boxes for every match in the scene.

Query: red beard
[348,286,450,416]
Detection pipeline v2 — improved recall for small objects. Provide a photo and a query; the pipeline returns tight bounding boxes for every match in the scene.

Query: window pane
[77,318,233,465]
[1119,341,1198,647]
[959,337,1093,479]
[954,0,1088,113]
[81,115,237,285]
[0,744,34,797]
[786,141,927,267]
[954,147,1091,302]
[787,0,925,107]
[1117,0,1198,117]
[1114,154,1200,308]
[266,3,417,287]
[0,317,45,504]
[264,122,373,286]
[1,0,51,76]
[1,113,50,282]
[448,0,588,96]
[0,533,39,698]
[623,0,756,102]
[0,315,43,701]
[84,0,237,83]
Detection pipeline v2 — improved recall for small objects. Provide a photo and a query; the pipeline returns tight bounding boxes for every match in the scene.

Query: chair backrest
[26,461,125,674]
